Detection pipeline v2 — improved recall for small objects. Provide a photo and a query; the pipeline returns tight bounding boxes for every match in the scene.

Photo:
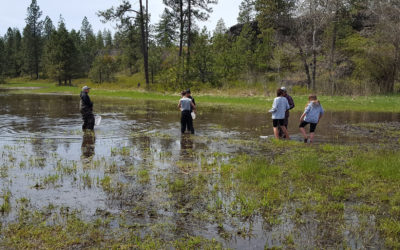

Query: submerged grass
[0,207,223,249]
[1,81,400,112]
[220,142,400,248]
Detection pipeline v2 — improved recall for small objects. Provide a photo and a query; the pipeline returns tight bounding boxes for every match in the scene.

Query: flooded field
[1,92,399,249]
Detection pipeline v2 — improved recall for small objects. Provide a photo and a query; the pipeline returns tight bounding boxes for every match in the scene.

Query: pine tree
[96,31,104,51]
[43,16,54,40]
[25,0,43,79]
[4,28,16,77]
[186,0,218,75]
[192,27,216,84]
[80,17,97,75]
[237,0,256,23]
[0,38,5,83]
[99,0,150,86]
[212,22,233,80]
[163,0,185,57]
[44,18,77,85]
[155,9,177,48]
[89,54,118,83]
[214,18,227,35]
[69,29,84,78]
[103,30,113,48]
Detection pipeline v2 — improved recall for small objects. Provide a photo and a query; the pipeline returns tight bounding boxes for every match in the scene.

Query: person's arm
[300,112,306,122]
[269,98,278,113]
[300,104,311,121]
[285,98,290,110]
[178,100,182,110]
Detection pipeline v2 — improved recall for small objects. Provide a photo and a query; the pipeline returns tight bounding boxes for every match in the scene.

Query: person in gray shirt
[269,88,290,139]
[299,94,324,143]
[178,91,196,134]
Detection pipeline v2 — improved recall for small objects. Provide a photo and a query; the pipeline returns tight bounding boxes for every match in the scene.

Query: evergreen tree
[237,0,256,23]
[3,28,23,77]
[103,29,113,48]
[186,0,218,75]
[114,26,141,75]
[80,17,97,75]
[163,0,185,57]
[69,29,84,78]
[24,0,43,79]
[155,9,177,48]
[89,54,118,83]
[96,31,104,51]
[99,0,150,87]
[13,29,23,77]
[192,27,216,85]
[44,18,77,85]
[0,38,5,83]
[4,28,16,77]
[43,16,54,40]
[212,24,233,80]
[214,18,227,35]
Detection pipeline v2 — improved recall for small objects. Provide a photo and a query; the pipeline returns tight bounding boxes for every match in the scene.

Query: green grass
[225,143,400,247]
[1,81,400,112]
[0,208,222,249]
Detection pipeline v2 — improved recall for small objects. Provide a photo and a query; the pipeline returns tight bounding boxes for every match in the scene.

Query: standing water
[0,92,397,248]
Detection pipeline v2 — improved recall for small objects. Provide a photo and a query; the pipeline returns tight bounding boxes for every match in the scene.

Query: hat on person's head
[186,89,191,94]
[82,86,91,91]
[280,86,287,92]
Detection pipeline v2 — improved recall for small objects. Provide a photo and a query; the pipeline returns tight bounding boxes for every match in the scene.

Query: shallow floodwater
[0,92,397,249]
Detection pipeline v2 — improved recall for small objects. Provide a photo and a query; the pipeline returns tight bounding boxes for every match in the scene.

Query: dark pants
[279,116,289,138]
[81,111,95,130]
[181,111,194,134]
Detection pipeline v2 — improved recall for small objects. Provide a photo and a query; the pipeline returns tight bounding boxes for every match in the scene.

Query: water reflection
[180,134,194,159]
[81,131,96,160]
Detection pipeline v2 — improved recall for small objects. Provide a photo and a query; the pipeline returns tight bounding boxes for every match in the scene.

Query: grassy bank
[1,81,400,113]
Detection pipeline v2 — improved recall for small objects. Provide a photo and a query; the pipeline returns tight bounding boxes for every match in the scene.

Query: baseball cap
[82,86,91,91]
[280,86,287,92]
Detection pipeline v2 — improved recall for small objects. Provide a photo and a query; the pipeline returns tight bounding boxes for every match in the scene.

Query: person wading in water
[269,88,290,139]
[178,91,196,134]
[186,89,196,133]
[80,86,94,131]
[279,87,295,138]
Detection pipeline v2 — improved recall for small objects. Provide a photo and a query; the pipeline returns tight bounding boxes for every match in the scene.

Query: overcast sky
[0,0,241,35]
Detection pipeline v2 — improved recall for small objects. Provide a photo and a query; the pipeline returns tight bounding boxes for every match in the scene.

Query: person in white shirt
[269,88,290,139]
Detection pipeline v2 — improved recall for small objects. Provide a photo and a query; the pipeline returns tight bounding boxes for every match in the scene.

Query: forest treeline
[0,0,399,94]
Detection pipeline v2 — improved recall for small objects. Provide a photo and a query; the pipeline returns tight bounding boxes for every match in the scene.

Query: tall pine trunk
[186,0,192,79]
[179,0,184,57]
[139,0,149,87]
[311,0,317,91]
[329,6,338,96]
[33,21,39,79]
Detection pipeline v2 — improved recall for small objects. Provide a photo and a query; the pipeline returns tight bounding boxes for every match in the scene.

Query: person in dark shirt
[186,89,195,112]
[80,86,95,131]
[279,87,295,138]
[186,89,196,132]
